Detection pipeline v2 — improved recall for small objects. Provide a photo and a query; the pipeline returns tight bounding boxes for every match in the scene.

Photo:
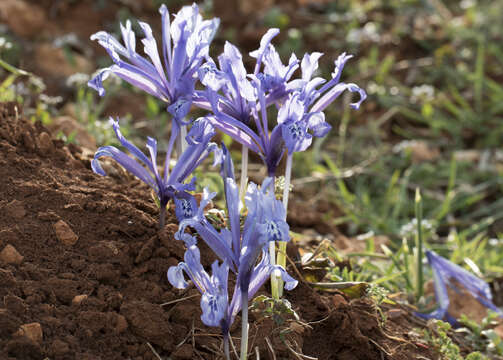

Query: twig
[284,341,318,360]
[368,338,393,357]
[230,332,240,360]
[146,342,163,360]
[160,294,199,306]
[264,337,276,360]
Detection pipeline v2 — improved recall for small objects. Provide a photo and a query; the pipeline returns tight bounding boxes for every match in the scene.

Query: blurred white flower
[410,84,435,103]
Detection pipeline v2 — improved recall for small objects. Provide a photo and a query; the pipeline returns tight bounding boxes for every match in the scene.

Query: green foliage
[458,312,503,356]
[250,295,299,326]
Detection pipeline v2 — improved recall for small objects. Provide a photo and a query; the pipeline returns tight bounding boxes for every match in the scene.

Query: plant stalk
[159,204,166,230]
[415,188,424,300]
[240,291,249,360]
[276,153,293,297]
[177,124,187,157]
[223,332,230,360]
[268,177,279,300]
[240,146,248,199]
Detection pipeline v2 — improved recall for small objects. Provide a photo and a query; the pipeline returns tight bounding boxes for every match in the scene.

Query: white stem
[240,291,249,360]
[179,124,187,155]
[282,153,293,213]
[240,146,248,199]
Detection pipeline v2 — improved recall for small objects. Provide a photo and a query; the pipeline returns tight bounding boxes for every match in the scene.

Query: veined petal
[310,82,366,113]
[201,292,227,327]
[159,4,173,74]
[281,119,312,153]
[205,114,261,153]
[200,260,229,327]
[167,264,190,289]
[91,146,158,192]
[186,117,215,145]
[139,21,170,90]
[87,69,110,97]
[198,60,226,92]
[108,64,169,101]
[174,193,198,221]
[250,28,280,74]
[301,52,323,82]
[307,112,331,138]
[168,97,192,123]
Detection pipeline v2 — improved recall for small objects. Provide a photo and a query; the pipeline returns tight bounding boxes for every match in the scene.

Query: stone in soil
[0,244,23,265]
[53,220,78,246]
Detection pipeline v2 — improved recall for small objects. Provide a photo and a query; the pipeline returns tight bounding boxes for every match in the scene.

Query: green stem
[415,188,424,300]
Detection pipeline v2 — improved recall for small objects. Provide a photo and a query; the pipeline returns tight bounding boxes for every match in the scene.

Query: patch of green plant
[419,320,490,360]
[250,295,299,327]
[458,311,503,356]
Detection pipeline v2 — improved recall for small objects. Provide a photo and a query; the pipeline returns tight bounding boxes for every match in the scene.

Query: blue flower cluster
[87,3,365,359]
[169,146,297,339]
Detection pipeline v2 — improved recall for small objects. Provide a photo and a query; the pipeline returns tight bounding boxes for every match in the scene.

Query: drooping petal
[271,265,298,290]
[310,82,367,113]
[307,112,331,138]
[167,263,191,289]
[415,250,503,324]
[91,146,157,192]
[201,292,227,327]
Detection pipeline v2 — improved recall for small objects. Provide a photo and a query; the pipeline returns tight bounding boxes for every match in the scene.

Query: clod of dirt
[14,322,43,344]
[4,199,26,219]
[171,343,194,359]
[115,314,128,333]
[71,294,88,306]
[52,219,78,246]
[0,244,24,265]
[120,300,174,350]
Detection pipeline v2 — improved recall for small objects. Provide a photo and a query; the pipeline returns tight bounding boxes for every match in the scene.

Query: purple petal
[250,28,280,74]
[92,145,157,192]
[301,52,323,82]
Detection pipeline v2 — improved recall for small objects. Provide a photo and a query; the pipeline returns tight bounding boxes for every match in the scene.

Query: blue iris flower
[195,29,366,176]
[415,250,502,325]
[91,117,220,227]
[167,144,297,339]
[88,3,220,141]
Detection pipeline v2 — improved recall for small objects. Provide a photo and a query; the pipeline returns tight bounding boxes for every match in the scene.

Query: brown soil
[0,101,439,359]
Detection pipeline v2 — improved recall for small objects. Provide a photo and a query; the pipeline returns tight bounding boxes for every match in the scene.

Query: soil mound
[0,102,437,359]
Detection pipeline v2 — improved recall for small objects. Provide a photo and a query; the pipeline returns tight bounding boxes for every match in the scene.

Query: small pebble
[15,322,43,344]
[0,244,24,265]
[53,220,78,246]
[71,294,88,306]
